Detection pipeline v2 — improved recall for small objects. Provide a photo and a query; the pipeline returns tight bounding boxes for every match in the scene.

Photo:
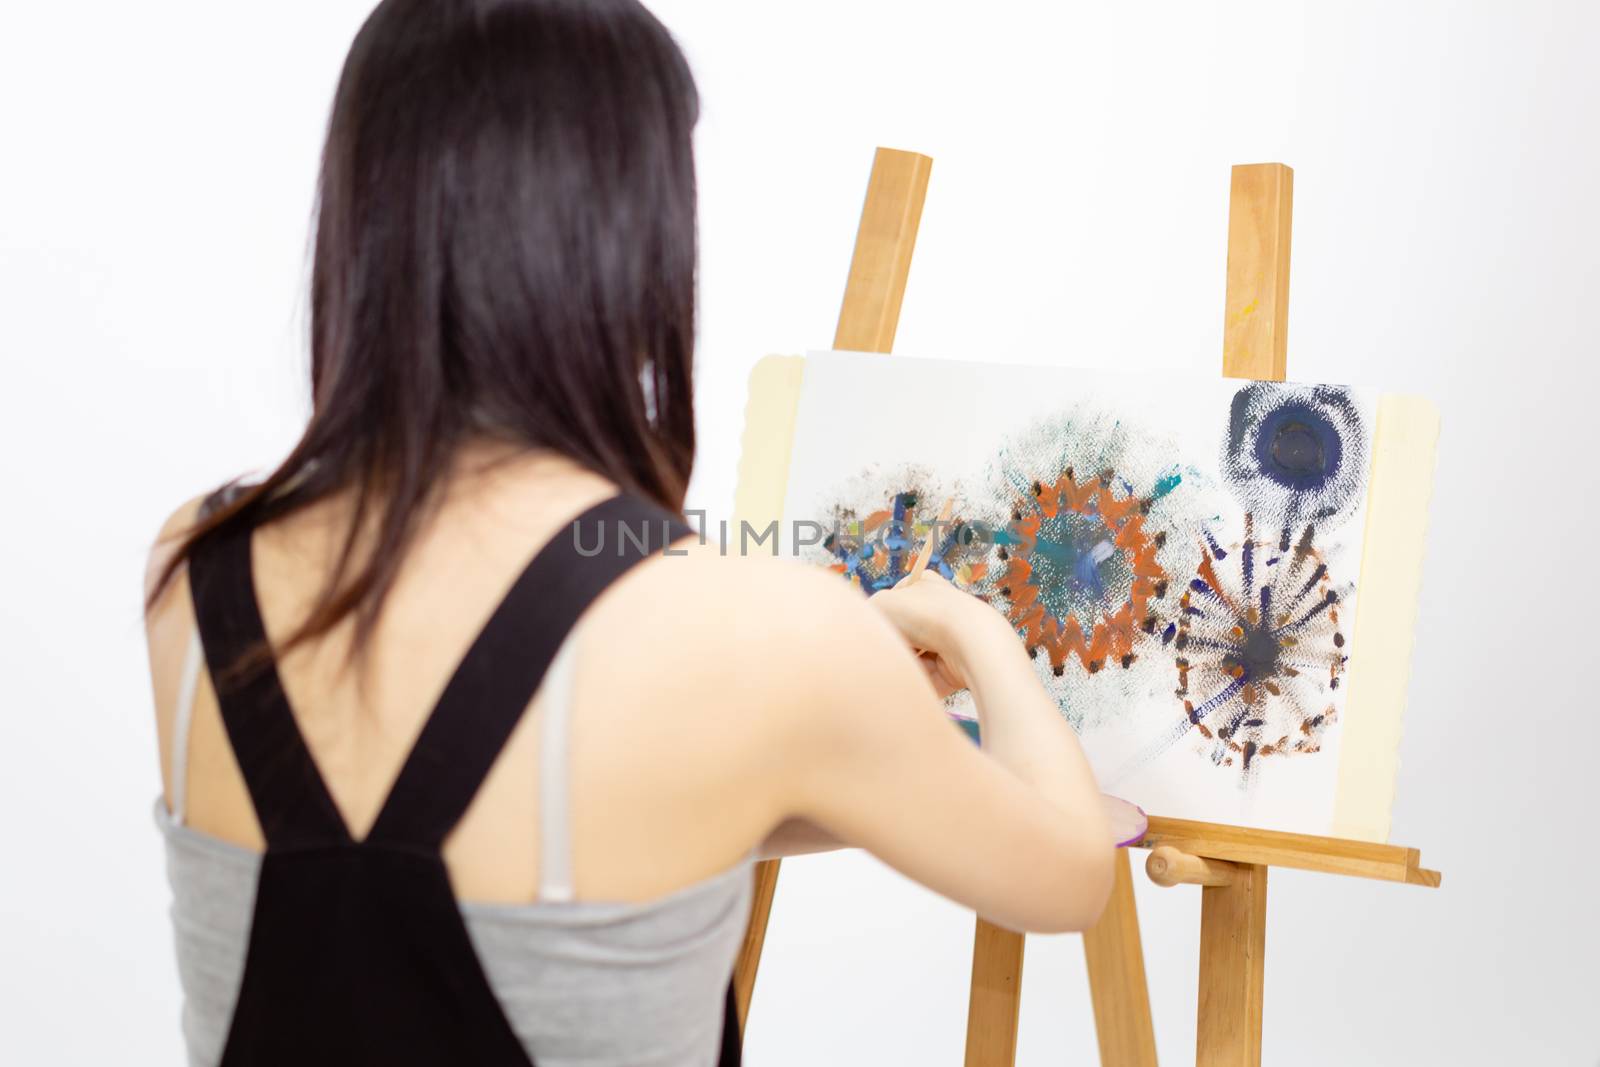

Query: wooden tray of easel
[729,148,1441,1067]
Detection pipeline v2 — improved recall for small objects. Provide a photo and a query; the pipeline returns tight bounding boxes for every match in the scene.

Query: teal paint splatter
[1151,470,1183,501]
[1028,511,1132,621]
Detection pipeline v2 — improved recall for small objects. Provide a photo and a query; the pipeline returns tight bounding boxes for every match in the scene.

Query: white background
[1,1,1596,1064]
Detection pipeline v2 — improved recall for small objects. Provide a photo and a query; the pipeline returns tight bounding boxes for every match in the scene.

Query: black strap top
[186,492,740,1066]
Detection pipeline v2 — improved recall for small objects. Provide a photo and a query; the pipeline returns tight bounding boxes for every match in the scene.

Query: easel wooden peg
[1146,846,1237,888]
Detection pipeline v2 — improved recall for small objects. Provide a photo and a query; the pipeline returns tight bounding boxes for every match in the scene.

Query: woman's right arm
[772,571,1115,934]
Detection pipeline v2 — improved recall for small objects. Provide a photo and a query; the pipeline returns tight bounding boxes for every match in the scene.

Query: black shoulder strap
[366,494,691,850]
[188,508,353,850]
[720,981,743,1066]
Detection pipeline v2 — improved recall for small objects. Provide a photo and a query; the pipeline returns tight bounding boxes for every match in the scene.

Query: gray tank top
[157,628,754,1067]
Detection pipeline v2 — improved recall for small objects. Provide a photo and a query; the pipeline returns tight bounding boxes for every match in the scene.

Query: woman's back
[149,452,783,1065]
[150,451,786,905]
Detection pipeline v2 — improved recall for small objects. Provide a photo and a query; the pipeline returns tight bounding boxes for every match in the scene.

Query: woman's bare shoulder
[573,543,922,836]
[144,492,211,799]
[623,542,881,656]
[593,543,910,736]
[144,492,208,608]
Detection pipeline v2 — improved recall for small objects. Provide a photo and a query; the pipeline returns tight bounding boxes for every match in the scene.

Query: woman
[142,1,1114,1064]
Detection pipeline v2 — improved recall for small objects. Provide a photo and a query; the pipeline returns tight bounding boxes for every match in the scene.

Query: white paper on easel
[778,350,1430,839]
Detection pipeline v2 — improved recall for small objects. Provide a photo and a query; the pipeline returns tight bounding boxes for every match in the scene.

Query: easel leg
[1195,863,1267,1067]
[1082,849,1159,1065]
[965,918,1025,1067]
[727,148,932,1044]
[732,859,780,1030]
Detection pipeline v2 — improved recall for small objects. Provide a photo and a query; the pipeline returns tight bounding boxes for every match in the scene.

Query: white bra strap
[170,629,205,826]
[537,630,581,903]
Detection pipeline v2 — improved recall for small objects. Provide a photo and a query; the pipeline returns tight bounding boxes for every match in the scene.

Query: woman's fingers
[916,650,966,699]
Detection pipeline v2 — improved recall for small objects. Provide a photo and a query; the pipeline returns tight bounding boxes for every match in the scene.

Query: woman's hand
[868,572,1009,699]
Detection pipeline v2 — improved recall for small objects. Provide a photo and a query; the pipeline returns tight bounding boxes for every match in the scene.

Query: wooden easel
[731,150,1441,1067]
[730,145,932,1033]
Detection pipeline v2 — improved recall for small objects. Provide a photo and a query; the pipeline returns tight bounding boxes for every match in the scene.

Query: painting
[778,351,1404,836]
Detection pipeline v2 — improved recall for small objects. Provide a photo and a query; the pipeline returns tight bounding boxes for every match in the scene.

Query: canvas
[768,351,1434,838]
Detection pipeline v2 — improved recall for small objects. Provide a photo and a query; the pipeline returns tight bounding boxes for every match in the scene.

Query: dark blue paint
[1252,400,1342,491]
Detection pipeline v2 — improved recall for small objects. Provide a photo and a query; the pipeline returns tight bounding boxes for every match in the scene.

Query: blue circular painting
[1221,383,1367,530]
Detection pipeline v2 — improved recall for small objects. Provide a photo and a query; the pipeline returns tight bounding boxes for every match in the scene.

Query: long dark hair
[148,0,699,660]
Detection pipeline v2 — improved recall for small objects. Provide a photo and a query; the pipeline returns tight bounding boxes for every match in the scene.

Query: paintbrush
[899,495,956,588]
